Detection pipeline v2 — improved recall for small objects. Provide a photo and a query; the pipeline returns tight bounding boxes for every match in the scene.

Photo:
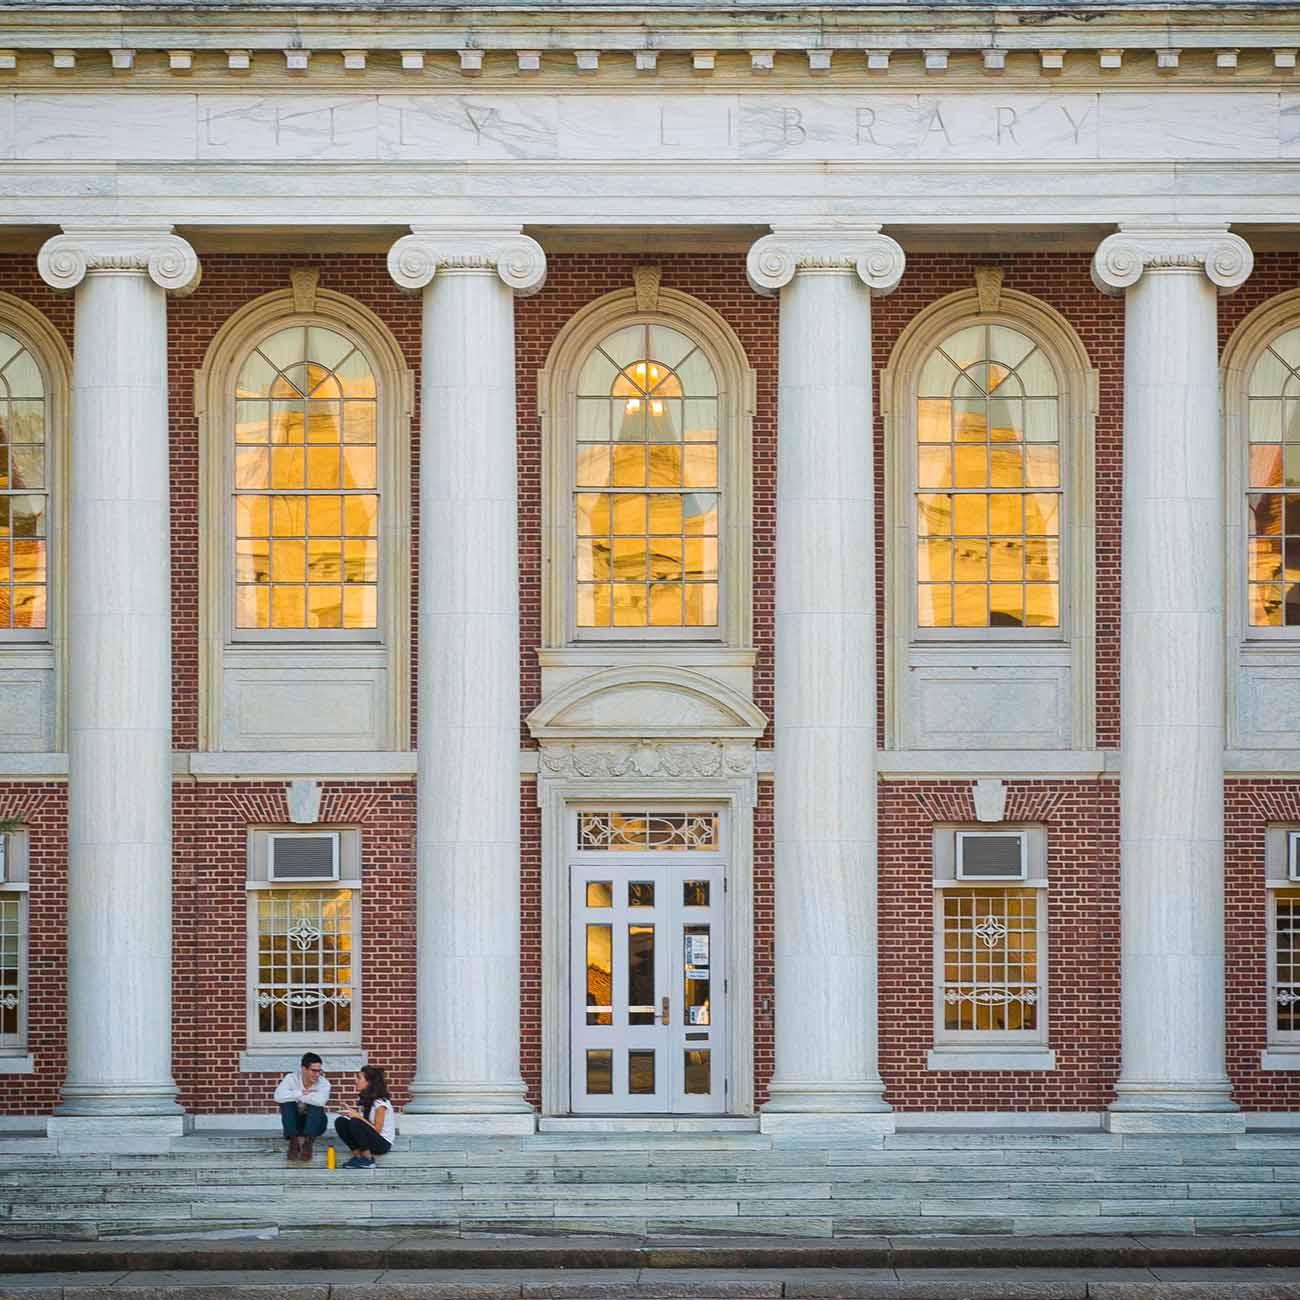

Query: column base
[1107,1081,1245,1134]
[401,1079,535,1135]
[760,1111,895,1137]
[47,1113,191,1151]
[761,1081,894,1136]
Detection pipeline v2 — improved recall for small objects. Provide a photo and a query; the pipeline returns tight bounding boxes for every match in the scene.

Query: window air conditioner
[268,832,340,882]
[955,830,1027,881]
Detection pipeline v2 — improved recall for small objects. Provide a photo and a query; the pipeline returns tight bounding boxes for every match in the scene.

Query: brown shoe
[300,1136,314,1162]
[287,1135,302,1161]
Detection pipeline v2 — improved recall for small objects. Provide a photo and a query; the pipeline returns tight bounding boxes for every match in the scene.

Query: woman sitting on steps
[333,1064,396,1169]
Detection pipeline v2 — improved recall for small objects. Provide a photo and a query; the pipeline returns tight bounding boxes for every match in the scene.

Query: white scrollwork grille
[256,889,353,1035]
[942,888,1040,1032]
[1275,893,1300,1032]
[0,895,20,1041]
[578,810,719,852]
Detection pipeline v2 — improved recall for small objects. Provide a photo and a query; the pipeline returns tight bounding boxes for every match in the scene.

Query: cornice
[1091,223,1254,295]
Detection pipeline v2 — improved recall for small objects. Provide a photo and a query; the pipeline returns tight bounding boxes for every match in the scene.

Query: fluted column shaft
[37,227,199,1129]
[388,227,545,1133]
[1093,225,1253,1133]
[748,228,904,1132]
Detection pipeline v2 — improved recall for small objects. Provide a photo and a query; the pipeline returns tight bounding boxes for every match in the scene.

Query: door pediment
[527,666,767,743]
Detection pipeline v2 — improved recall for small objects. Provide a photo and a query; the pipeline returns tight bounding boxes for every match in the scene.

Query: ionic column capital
[746,226,905,298]
[37,225,201,296]
[387,225,547,297]
[1091,224,1253,297]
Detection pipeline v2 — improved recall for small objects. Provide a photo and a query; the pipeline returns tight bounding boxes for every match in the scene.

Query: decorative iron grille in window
[1276,891,1300,1032]
[0,332,48,632]
[941,887,1040,1032]
[255,888,353,1034]
[0,894,21,1040]
[578,811,719,852]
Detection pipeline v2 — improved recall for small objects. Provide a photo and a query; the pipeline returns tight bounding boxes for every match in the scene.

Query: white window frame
[1263,826,1300,1067]
[196,288,413,751]
[246,826,362,1052]
[538,287,756,654]
[0,828,30,1059]
[930,823,1053,1070]
[0,294,70,753]
[883,288,1097,751]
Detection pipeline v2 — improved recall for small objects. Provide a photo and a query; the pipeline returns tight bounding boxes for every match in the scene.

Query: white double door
[570,859,727,1114]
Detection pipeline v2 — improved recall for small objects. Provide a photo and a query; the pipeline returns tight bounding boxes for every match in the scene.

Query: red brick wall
[878,778,1122,1111]
[172,779,417,1113]
[0,783,66,1113]
[1226,780,1300,1112]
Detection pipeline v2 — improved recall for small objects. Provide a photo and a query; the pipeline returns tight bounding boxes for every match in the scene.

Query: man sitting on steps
[274,1052,331,1163]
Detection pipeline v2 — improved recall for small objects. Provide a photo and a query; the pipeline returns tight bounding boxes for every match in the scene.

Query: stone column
[747,226,905,1134]
[1092,225,1253,1133]
[388,226,545,1135]
[37,227,200,1138]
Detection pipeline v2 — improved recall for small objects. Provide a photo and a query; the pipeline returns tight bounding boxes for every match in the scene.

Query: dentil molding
[387,226,547,296]
[36,226,201,295]
[746,226,905,298]
[1091,224,1254,296]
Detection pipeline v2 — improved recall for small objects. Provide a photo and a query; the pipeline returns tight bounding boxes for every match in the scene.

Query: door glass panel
[628,924,655,1025]
[628,881,655,907]
[684,1049,710,1095]
[586,1049,612,1094]
[684,924,711,1026]
[586,881,613,907]
[683,880,709,907]
[586,924,612,1026]
[628,1049,655,1094]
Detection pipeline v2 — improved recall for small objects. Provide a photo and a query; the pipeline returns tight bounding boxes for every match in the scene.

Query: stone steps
[2,1131,1299,1240]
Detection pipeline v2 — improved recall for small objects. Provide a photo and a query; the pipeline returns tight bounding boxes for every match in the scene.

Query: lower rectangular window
[0,893,24,1049]
[1272,888,1300,1041]
[941,887,1041,1034]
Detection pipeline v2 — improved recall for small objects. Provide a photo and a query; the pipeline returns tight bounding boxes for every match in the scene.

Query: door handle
[660,996,670,1025]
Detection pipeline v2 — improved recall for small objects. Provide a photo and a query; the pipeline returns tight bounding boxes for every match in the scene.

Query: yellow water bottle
[326,1145,336,1170]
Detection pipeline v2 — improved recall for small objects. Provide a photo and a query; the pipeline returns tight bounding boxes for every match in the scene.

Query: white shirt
[361,1097,397,1145]
[273,1069,331,1108]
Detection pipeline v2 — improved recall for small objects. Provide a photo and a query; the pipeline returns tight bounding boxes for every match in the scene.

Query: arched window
[0,330,49,635]
[573,323,721,632]
[198,289,411,753]
[232,325,380,634]
[885,290,1094,751]
[1244,326,1300,629]
[914,323,1062,633]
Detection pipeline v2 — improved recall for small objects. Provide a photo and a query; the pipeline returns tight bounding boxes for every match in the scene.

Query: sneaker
[356,1157,375,1169]
[342,1156,367,1169]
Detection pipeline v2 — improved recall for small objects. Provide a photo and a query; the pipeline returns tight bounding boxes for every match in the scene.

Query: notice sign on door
[685,933,710,973]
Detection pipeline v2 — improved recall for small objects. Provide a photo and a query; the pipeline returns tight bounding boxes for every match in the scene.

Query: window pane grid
[233,326,379,630]
[916,325,1061,629]
[1246,333,1300,626]
[578,810,719,851]
[0,894,21,1039]
[1276,890,1300,1033]
[256,888,353,1035]
[0,331,48,631]
[574,324,720,629]
[941,887,1040,1032]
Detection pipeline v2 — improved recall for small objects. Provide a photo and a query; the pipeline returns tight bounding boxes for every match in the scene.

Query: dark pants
[279,1101,327,1139]
[334,1114,392,1156]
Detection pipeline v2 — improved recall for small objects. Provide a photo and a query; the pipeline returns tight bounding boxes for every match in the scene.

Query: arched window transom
[915,323,1061,630]
[0,331,47,632]
[574,323,720,630]
[232,325,379,632]
[1246,326,1300,627]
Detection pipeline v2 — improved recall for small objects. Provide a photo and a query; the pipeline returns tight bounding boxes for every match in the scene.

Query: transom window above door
[573,323,721,632]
